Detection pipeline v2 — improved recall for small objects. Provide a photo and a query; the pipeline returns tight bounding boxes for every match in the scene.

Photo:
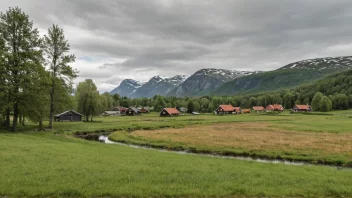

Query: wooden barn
[139,107,150,114]
[54,110,83,122]
[215,105,241,114]
[292,104,312,112]
[160,108,180,117]
[126,107,141,116]
[266,104,284,112]
[252,106,265,112]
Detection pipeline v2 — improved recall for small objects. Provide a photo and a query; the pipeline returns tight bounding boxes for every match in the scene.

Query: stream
[97,136,326,167]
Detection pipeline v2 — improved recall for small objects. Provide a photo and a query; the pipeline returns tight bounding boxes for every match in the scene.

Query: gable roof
[218,105,235,112]
[55,110,83,117]
[266,104,284,110]
[163,108,180,115]
[294,105,312,110]
[253,106,265,111]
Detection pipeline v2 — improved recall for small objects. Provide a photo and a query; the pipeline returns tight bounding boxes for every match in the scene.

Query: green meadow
[1,111,352,197]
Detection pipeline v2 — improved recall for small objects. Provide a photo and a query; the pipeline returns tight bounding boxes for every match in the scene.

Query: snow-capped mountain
[130,75,188,98]
[167,68,259,97]
[109,79,145,97]
[280,56,352,70]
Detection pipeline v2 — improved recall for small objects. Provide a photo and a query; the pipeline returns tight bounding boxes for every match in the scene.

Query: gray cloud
[2,0,352,92]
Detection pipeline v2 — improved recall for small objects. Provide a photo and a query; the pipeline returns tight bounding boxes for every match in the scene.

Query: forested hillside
[213,56,352,96]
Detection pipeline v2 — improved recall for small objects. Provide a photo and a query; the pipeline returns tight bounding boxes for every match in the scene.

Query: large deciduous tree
[0,7,42,131]
[311,92,324,111]
[42,25,77,129]
[76,79,101,122]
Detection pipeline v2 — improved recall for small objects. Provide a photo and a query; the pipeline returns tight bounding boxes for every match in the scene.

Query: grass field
[1,132,352,197]
[1,111,352,197]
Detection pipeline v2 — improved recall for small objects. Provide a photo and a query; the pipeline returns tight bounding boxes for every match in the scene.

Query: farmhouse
[252,106,265,112]
[160,108,180,117]
[292,104,312,112]
[215,105,241,114]
[126,107,141,116]
[266,104,284,112]
[54,110,83,122]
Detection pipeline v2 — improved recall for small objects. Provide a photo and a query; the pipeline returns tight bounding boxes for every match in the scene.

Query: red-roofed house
[216,105,241,114]
[160,108,180,117]
[266,104,284,112]
[292,104,312,112]
[252,106,265,112]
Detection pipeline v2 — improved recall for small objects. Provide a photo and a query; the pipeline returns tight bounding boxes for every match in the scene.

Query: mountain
[109,79,144,97]
[167,68,259,97]
[130,75,188,98]
[213,56,352,96]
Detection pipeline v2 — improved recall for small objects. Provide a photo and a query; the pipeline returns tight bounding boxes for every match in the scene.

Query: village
[53,104,313,122]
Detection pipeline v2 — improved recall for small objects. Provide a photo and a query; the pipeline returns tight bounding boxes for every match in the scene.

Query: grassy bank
[1,132,352,197]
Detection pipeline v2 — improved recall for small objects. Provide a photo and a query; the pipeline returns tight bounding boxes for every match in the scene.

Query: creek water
[98,136,315,167]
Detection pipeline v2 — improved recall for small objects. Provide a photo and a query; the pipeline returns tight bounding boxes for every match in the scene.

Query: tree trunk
[48,85,55,129]
[39,120,43,129]
[4,107,10,128]
[12,101,18,132]
[22,114,25,126]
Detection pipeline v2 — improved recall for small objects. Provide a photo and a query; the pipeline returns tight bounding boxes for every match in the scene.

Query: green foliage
[76,79,101,121]
[187,99,195,113]
[0,7,43,131]
[312,92,324,111]
[319,96,332,112]
[42,24,77,129]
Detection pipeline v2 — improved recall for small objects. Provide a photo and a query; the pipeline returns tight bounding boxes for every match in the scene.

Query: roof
[163,108,180,115]
[55,110,83,117]
[253,106,265,111]
[294,105,311,110]
[266,104,284,110]
[234,107,241,112]
[218,105,235,111]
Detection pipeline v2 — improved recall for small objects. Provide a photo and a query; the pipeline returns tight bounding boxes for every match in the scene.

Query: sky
[2,0,352,92]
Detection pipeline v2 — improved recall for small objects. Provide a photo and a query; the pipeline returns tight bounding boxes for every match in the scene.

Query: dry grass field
[109,121,352,166]
[132,122,352,155]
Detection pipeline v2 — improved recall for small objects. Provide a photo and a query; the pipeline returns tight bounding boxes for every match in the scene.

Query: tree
[248,97,257,108]
[0,7,43,131]
[76,79,101,122]
[311,92,324,111]
[319,96,332,112]
[153,96,166,112]
[42,24,77,129]
[303,98,310,105]
[187,100,195,113]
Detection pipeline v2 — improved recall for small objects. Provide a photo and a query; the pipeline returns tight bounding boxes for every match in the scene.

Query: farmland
[1,111,352,197]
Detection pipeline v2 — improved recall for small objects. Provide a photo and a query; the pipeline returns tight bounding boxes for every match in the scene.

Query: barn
[266,104,284,112]
[252,106,265,112]
[139,107,150,114]
[126,107,141,116]
[215,105,241,114]
[292,104,312,112]
[54,110,83,122]
[160,108,180,117]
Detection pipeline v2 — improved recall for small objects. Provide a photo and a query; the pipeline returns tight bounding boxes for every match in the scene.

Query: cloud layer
[2,0,352,92]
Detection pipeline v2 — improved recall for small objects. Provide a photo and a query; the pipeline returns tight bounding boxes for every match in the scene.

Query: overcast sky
[2,0,352,92]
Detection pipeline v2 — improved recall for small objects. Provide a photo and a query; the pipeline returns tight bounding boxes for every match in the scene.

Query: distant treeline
[111,69,352,113]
